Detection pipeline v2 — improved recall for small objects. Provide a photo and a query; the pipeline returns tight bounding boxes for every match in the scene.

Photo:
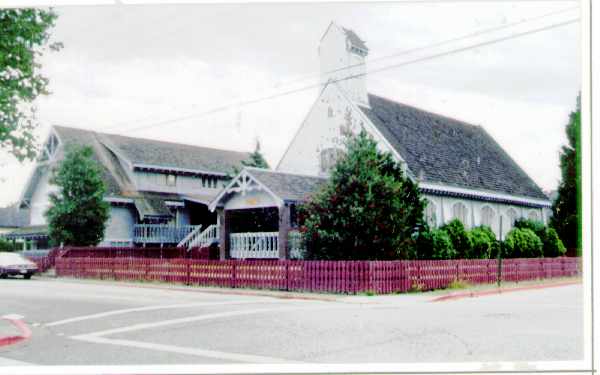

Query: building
[211,22,551,259]
[4,125,251,250]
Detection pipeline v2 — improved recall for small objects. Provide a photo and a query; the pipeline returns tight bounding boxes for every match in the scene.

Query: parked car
[0,252,38,279]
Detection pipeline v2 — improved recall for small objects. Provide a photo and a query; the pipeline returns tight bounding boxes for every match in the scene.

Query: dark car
[0,252,38,279]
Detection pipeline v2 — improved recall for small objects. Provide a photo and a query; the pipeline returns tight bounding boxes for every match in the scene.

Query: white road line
[0,356,32,366]
[46,300,281,327]
[72,305,323,338]
[71,336,303,364]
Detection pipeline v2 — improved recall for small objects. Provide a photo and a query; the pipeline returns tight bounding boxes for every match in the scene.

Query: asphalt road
[0,277,583,367]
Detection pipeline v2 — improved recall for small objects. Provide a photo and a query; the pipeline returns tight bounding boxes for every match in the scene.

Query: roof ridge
[367,93,481,130]
[52,125,252,156]
[248,167,327,180]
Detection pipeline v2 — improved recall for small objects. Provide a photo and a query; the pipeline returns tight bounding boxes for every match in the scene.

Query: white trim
[132,163,227,177]
[104,197,134,204]
[420,182,551,207]
[208,168,284,211]
[165,200,185,207]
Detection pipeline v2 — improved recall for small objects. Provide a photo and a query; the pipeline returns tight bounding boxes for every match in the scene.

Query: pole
[497,216,503,288]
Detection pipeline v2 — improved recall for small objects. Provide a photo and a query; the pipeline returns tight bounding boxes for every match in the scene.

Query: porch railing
[230,232,279,259]
[178,224,220,249]
[133,224,199,244]
[288,230,306,260]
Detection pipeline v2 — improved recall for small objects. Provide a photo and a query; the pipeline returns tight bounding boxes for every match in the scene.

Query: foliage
[514,218,566,257]
[45,145,110,246]
[469,226,497,259]
[447,279,470,290]
[551,95,581,254]
[0,237,16,252]
[300,131,426,260]
[0,8,62,160]
[440,219,472,259]
[414,227,456,260]
[241,140,270,169]
[504,228,543,258]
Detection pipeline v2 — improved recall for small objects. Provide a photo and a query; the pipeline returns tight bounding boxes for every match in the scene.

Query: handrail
[133,224,198,244]
[177,225,203,248]
[179,224,220,250]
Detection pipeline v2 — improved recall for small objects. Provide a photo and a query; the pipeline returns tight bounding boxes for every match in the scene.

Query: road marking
[46,300,284,327]
[71,336,303,364]
[0,356,32,366]
[1,314,24,320]
[72,305,326,338]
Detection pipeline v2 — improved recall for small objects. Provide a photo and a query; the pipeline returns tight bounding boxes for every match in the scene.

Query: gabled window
[452,202,468,226]
[319,147,345,174]
[481,206,496,228]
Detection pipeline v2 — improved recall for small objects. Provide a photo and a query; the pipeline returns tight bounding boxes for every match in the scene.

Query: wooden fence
[54,257,581,294]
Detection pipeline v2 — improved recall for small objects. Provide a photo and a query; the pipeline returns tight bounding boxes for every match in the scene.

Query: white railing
[177,225,203,248]
[288,230,306,260]
[230,232,279,259]
[133,224,199,244]
[178,224,220,250]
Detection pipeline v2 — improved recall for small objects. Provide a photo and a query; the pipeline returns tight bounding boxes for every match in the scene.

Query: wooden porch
[133,224,199,245]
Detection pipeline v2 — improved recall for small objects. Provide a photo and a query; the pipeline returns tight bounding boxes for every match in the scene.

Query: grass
[446,279,471,290]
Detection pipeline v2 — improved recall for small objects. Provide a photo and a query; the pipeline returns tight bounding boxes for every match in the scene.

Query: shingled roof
[248,168,327,202]
[54,126,251,176]
[0,204,28,228]
[359,94,548,200]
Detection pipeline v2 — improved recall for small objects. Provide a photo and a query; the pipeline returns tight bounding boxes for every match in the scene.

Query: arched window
[319,147,345,174]
[452,202,468,226]
[481,206,496,228]
[506,208,518,231]
[425,199,437,227]
[528,210,540,222]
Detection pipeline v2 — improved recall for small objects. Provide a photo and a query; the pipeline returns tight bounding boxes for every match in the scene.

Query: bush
[0,238,17,252]
[469,226,497,259]
[542,227,567,257]
[504,228,543,258]
[440,219,472,258]
[415,228,456,260]
[514,218,566,257]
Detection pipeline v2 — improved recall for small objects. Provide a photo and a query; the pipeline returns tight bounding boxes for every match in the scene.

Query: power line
[105,6,578,134]
[121,17,579,135]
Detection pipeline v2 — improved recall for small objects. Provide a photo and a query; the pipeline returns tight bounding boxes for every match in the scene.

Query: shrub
[0,238,17,252]
[440,219,472,258]
[504,228,543,258]
[514,218,566,257]
[415,228,456,260]
[469,226,497,259]
[542,227,567,257]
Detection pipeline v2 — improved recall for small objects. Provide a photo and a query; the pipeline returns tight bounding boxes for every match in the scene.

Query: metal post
[497,216,503,288]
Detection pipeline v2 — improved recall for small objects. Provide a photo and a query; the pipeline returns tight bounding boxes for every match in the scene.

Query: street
[0,277,583,366]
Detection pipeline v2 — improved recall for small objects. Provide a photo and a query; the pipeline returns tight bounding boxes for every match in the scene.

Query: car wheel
[0,273,7,279]
[23,274,32,280]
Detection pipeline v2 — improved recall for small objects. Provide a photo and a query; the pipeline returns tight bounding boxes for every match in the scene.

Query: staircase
[177,224,220,250]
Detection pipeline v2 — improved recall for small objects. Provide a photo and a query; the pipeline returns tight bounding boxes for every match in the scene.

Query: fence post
[232,261,237,289]
[186,260,191,286]
[285,261,290,291]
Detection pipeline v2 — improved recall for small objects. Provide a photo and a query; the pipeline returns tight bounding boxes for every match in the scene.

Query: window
[327,106,334,118]
[424,199,437,227]
[165,174,177,187]
[505,208,518,231]
[452,202,468,226]
[528,210,540,222]
[320,147,345,174]
[481,206,496,228]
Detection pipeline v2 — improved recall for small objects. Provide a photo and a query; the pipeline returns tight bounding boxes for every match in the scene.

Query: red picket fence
[55,257,581,295]
[57,246,214,259]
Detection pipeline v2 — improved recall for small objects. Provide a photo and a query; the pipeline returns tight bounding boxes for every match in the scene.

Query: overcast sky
[0,1,581,206]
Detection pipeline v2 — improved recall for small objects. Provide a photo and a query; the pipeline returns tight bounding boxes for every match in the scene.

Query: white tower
[318,22,369,107]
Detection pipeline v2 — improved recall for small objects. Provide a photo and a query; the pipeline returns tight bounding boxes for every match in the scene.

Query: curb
[430,280,581,302]
[0,315,32,348]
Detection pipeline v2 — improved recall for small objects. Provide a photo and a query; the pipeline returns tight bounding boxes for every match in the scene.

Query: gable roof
[54,126,251,176]
[358,94,548,201]
[247,168,327,202]
[0,204,28,228]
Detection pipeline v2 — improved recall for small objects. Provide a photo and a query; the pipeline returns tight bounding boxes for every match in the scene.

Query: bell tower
[318,22,369,107]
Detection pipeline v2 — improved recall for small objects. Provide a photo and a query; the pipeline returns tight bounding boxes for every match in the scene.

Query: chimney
[318,22,370,107]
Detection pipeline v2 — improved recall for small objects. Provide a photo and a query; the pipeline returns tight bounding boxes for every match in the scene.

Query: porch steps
[177,224,219,250]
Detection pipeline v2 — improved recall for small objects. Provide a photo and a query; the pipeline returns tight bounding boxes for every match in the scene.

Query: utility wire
[105,6,578,133]
[121,17,579,134]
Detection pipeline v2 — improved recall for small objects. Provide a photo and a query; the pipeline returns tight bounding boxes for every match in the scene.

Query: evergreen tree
[551,95,581,254]
[299,131,426,260]
[241,140,269,169]
[0,9,62,160]
[45,145,110,246]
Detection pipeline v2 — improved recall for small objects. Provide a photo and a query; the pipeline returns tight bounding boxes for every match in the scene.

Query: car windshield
[0,252,29,264]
